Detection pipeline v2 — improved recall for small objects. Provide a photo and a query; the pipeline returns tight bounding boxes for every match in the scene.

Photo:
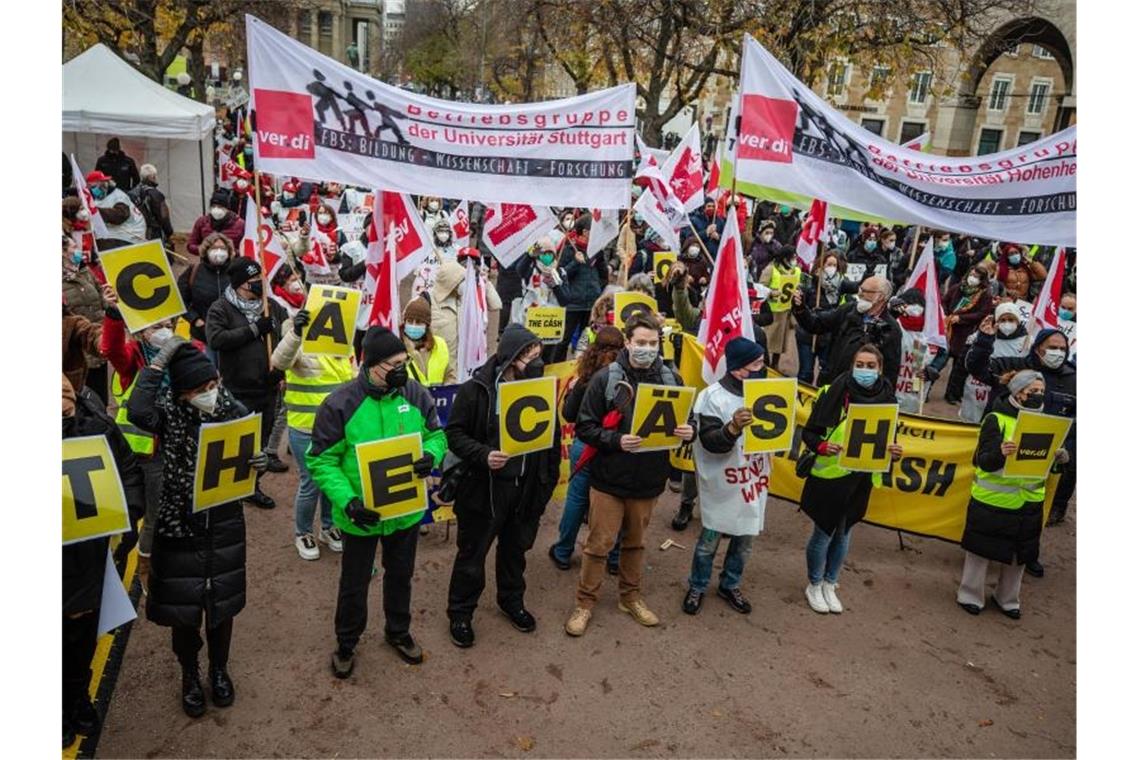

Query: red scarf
[899,313,925,331]
[274,284,305,309]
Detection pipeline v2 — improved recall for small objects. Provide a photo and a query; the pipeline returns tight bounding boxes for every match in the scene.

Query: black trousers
[447,481,541,621]
[62,612,99,708]
[945,354,969,401]
[335,525,419,652]
[172,617,233,670]
[549,310,591,363]
[85,363,110,407]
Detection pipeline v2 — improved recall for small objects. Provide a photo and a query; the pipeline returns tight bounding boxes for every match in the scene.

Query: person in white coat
[682,336,771,616]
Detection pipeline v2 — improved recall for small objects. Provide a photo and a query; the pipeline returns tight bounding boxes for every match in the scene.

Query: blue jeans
[805,519,851,585]
[688,528,754,594]
[552,438,620,566]
[289,428,333,537]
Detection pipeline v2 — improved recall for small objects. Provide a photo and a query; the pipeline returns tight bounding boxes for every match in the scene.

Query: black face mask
[1021,392,1045,410]
[522,357,545,379]
[246,279,264,298]
[748,368,768,380]
[385,365,409,390]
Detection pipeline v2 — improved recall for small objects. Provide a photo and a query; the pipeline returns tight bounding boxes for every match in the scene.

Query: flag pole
[811,238,823,355]
[252,169,274,361]
[907,224,924,271]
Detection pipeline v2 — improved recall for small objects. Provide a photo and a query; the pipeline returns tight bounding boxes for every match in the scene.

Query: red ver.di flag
[449,201,471,248]
[696,206,753,384]
[662,123,704,213]
[241,196,285,281]
[246,15,635,209]
[795,198,828,270]
[381,191,432,279]
[481,202,556,268]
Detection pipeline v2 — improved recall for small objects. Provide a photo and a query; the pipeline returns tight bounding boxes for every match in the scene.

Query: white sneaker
[821,582,843,613]
[295,533,320,561]
[319,527,343,553]
[805,583,829,614]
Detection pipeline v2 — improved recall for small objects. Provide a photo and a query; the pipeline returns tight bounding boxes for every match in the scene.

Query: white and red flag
[480,202,556,268]
[902,237,948,350]
[448,201,471,248]
[586,208,621,259]
[380,191,432,280]
[632,191,680,251]
[456,253,488,381]
[662,123,704,213]
[240,196,285,281]
[633,134,688,228]
[795,198,829,270]
[1031,247,1067,333]
[69,154,110,238]
[705,142,723,202]
[696,205,754,384]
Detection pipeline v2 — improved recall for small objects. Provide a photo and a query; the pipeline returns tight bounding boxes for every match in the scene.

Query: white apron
[895,329,939,414]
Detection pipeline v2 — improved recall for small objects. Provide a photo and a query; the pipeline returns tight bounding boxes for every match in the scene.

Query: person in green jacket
[307,327,447,678]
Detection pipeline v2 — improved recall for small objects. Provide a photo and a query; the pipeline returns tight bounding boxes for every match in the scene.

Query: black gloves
[255,315,277,336]
[412,454,434,479]
[344,498,379,529]
[292,309,311,337]
[922,366,941,382]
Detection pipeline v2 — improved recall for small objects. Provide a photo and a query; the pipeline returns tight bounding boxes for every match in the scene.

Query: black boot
[209,666,234,707]
[181,665,207,718]
[245,487,276,510]
[70,694,100,735]
[63,713,76,749]
[671,501,694,531]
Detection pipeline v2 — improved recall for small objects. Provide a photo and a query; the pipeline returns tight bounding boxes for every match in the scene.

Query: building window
[1018,131,1041,146]
[353,19,371,70]
[318,11,333,55]
[826,63,848,96]
[988,77,1012,111]
[299,10,312,40]
[977,128,1003,155]
[909,71,932,104]
[861,118,885,136]
[899,121,925,144]
[1032,44,1054,59]
[1027,81,1050,115]
[870,66,891,89]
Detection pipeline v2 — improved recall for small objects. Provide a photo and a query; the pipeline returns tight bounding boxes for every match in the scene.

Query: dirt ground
[97,365,1076,760]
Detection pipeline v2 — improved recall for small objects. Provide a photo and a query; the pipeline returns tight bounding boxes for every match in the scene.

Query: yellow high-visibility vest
[111,370,156,456]
[285,357,355,433]
[408,336,450,387]
[768,265,802,313]
[970,412,1036,510]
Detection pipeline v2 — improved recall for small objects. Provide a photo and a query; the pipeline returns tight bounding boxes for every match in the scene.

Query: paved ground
[97,341,1076,758]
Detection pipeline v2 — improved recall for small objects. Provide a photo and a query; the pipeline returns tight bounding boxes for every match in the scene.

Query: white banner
[733,35,1075,246]
[586,208,621,259]
[246,15,636,208]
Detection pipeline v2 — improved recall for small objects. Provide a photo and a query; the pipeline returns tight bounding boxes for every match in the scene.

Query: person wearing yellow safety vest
[271,307,356,561]
[757,245,803,372]
[956,370,1062,620]
[401,296,457,386]
[799,345,903,615]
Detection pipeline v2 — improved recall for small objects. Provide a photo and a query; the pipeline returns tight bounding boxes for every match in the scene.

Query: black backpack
[127,184,162,241]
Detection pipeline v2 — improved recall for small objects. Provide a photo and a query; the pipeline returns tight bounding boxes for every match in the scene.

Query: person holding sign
[795,250,857,384]
[307,327,446,676]
[126,339,269,719]
[799,345,903,616]
[401,296,456,386]
[756,245,803,371]
[552,218,602,362]
[62,376,144,748]
[271,308,356,561]
[957,371,1064,619]
[206,257,288,509]
[565,312,694,637]
[444,325,561,648]
[681,338,771,617]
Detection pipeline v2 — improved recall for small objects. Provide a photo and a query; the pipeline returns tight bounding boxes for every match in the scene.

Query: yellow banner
[99,239,186,332]
[547,361,578,500]
[838,403,899,473]
[669,438,695,472]
[193,414,262,513]
[303,285,363,357]
[355,433,427,521]
[630,383,696,452]
[653,251,678,283]
[525,306,566,344]
[742,378,798,454]
[1002,411,1073,480]
[498,376,558,457]
[63,435,132,545]
[613,291,657,328]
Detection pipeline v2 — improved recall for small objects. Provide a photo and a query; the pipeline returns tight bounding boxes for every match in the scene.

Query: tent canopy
[63,44,215,140]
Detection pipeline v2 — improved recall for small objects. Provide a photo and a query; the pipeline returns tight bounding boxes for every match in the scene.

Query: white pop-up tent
[63,44,217,233]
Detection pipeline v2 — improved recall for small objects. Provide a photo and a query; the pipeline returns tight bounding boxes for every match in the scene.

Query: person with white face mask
[187,189,244,257]
[891,287,949,414]
[748,219,782,281]
[960,302,1031,423]
[795,252,857,384]
[126,337,267,720]
[987,328,1076,544]
[178,232,235,346]
[941,265,994,405]
[420,195,448,230]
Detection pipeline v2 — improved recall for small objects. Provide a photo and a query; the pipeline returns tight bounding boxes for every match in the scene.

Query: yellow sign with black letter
[99,239,186,332]
[356,433,427,521]
[630,383,696,452]
[498,376,558,457]
[63,435,132,545]
[838,404,899,473]
[742,378,798,454]
[1002,411,1072,479]
[525,306,566,344]
[653,251,678,283]
[613,291,657,329]
[303,285,363,357]
[193,413,263,512]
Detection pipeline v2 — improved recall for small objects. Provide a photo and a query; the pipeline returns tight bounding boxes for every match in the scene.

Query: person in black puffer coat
[178,232,235,346]
[205,257,287,509]
[62,375,144,749]
[127,339,269,719]
[551,215,602,362]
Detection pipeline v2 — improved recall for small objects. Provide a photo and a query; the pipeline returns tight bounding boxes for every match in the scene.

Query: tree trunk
[187,35,208,103]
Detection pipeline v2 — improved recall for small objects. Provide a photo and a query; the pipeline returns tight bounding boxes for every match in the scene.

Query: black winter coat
[987,351,1076,450]
[557,243,602,311]
[63,388,145,616]
[793,301,903,386]
[575,350,682,499]
[177,260,231,342]
[204,296,288,407]
[960,397,1044,565]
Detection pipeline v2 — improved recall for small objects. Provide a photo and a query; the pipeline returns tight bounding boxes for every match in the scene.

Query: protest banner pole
[685,218,716,268]
[617,211,633,286]
[908,224,923,271]
[252,170,274,360]
[811,239,823,354]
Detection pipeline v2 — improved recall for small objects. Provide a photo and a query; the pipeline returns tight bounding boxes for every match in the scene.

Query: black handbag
[436,454,470,504]
[795,449,817,479]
